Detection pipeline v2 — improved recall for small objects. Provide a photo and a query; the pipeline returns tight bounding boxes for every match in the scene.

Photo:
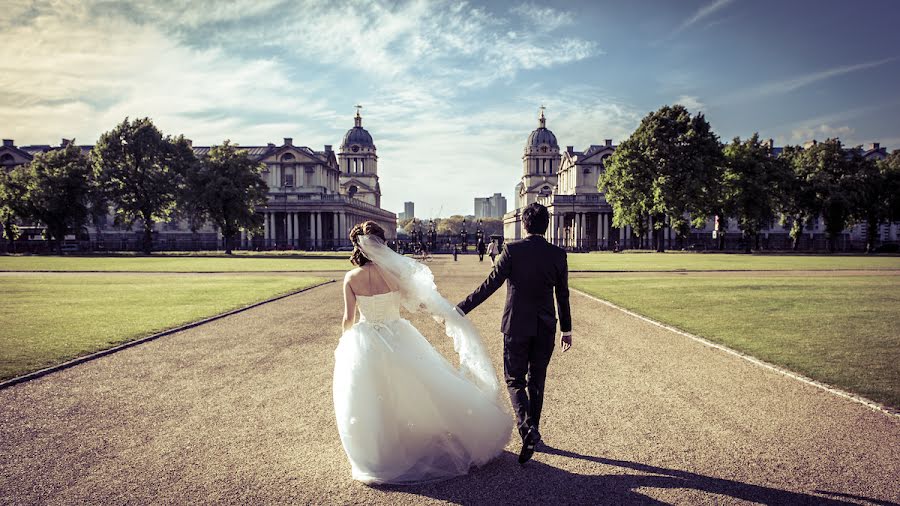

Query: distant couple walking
[333,203,572,484]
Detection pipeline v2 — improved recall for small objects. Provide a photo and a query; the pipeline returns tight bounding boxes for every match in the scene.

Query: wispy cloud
[754,58,895,97]
[675,0,736,35]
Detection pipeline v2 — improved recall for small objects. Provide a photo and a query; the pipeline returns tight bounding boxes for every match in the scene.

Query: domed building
[513,107,561,211]
[504,107,619,249]
[338,108,381,207]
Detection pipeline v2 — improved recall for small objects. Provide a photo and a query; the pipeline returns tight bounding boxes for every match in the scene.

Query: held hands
[561,331,573,352]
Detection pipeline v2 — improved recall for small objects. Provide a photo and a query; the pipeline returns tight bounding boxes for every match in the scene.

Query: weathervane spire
[539,105,546,128]
[354,104,363,127]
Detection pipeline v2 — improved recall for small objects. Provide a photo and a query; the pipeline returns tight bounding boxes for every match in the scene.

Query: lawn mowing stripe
[0,279,335,390]
[572,287,900,419]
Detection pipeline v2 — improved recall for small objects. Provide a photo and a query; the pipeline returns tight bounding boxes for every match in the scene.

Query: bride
[333,221,511,485]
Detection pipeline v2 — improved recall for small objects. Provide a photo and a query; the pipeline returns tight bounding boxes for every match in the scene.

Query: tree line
[0,117,269,254]
[600,105,900,253]
[398,216,504,238]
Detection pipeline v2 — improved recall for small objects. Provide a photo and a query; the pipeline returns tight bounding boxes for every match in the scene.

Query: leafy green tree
[92,118,196,254]
[777,146,817,250]
[0,168,26,248]
[800,139,857,252]
[722,134,790,253]
[852,149,900,253]
[14,143,95,253]
[182,141,269,254]
[600,105,723,252]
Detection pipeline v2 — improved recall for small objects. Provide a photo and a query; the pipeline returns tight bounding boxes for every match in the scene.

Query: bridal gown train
[333,291,512,485]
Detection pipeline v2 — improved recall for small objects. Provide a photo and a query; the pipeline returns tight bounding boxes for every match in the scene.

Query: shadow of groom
[391,446,889,505]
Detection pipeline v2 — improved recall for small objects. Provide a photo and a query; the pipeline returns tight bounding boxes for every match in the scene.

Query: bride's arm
[342,272,357,332]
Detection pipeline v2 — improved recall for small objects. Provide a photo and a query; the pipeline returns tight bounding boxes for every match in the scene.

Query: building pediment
[265,146,327,165]
[0,145,35,166]
[578,146,615,164]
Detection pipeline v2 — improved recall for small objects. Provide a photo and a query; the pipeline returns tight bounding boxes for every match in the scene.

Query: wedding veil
[356,235,502,398]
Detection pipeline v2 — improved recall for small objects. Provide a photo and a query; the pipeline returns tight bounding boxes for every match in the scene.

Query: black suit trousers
[503,326,555,439]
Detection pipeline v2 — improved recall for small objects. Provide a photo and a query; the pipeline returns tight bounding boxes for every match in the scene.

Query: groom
[456,202,572,464]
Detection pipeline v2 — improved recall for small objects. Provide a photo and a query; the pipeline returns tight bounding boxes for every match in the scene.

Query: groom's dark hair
[523,203,549,235]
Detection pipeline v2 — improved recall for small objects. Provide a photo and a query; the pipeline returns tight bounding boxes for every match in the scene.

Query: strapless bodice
[357,291,401,324]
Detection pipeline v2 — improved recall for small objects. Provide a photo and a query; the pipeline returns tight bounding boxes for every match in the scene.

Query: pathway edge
[0,279,335,390]
[572,288,900,418]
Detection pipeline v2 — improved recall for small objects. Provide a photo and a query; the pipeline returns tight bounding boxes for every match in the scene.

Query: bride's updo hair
[349,221,386,266]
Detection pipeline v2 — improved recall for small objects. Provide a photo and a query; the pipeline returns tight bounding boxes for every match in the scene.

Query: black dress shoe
[518,429,537,464]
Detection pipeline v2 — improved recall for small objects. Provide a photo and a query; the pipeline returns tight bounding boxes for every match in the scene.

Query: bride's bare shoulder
[344,267,363,281]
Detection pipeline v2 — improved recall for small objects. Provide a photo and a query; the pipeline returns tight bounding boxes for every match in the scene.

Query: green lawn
[0,255,350,272]
[0,274,329,380]
[567,252,900,272]
[572,274,900,408]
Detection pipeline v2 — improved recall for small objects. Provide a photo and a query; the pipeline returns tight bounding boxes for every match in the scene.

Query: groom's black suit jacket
[457,235,571,336]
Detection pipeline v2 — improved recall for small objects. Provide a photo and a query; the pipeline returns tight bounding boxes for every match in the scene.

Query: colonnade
[239,210,372,249]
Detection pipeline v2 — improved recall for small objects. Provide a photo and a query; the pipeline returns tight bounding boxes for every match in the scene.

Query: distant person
[487,240,499,265]
[477,239,487,262]
[453,245,459,262]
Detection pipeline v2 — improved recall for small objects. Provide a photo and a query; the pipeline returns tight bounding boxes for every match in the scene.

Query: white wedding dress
[333,236,512,485]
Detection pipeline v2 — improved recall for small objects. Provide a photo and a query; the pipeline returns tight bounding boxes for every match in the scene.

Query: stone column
[309,213,315,249]
[287,212,294,244]
[315,212,322,250]
[333,213,339,240]
[339,212,347,247]
[263,212,270,244]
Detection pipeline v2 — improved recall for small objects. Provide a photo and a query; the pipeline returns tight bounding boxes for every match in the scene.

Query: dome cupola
[341,107,375,151]
[526,107,559,151]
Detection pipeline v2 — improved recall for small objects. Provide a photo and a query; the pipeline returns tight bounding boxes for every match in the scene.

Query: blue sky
[2,0,898,217]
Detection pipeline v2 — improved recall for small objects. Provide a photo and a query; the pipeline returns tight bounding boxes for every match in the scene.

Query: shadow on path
[391,445,888,505]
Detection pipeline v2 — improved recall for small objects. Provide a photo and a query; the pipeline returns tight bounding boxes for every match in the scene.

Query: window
[283,172,294,187]
[282,153,295,161]
[0,154,13,164]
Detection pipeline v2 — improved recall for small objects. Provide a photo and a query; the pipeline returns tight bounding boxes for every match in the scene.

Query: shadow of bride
[390,446,873,505]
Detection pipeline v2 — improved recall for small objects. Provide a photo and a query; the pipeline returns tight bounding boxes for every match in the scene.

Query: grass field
[566,252,900,271]
[571,274,900,408]
[0,274,328,381]
[0,255,350,272]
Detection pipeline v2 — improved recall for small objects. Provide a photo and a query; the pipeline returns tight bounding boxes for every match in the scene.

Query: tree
[182,141,269,254]
[0,168,26,249]
[14,142,95,253]
[800,139,856,252]
[600,105,723,252]
[777,145,817,250]
[722,134,790,253]
[92,117,196,254]
[852,149,900,253]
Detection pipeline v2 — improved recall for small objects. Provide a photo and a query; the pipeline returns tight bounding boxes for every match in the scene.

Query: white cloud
[674,95,705,111]
[788,124,855,144]
[510,2,575,32]
[0,3,339,145]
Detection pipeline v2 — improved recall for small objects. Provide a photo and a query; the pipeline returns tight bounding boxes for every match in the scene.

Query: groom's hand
[561,331,572,352]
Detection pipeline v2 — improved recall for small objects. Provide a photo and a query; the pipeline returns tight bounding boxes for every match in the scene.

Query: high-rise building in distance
[474,193,507,219]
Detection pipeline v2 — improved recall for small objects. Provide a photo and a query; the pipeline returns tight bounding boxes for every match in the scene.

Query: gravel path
[1,256,898,505]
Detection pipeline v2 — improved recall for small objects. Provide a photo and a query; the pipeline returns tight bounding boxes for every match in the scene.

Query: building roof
[526,109,559,149]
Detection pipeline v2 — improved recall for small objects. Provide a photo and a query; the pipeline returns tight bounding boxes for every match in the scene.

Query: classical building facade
[0,111,396,251]
[503,110,897,250]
